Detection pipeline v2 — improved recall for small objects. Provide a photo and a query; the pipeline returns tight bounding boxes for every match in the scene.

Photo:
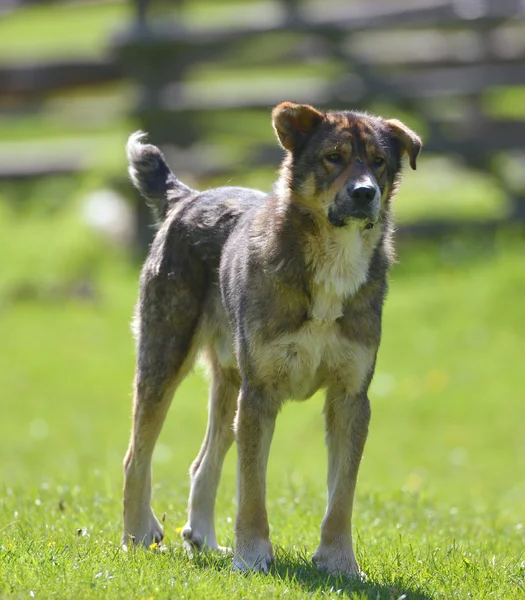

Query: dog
[122,101,421,576]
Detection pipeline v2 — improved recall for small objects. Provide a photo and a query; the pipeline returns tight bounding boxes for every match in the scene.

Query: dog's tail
[126,131,195,222]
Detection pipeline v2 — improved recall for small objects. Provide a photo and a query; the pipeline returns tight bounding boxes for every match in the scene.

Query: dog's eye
[325,152,342,164]
[373,156,385,167]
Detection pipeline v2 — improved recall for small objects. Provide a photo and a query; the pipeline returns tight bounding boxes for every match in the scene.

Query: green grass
[0,194,524,598]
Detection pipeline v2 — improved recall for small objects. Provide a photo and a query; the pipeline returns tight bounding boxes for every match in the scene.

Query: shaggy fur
[122,102,421,576]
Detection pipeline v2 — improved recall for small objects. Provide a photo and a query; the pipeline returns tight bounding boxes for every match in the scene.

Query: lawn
[0,193,524,598]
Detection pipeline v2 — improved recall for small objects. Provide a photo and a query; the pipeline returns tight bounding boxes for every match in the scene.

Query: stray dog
[122,102,421,576]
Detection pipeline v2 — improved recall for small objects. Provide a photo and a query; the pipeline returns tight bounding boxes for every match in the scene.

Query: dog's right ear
[272,102,324,152]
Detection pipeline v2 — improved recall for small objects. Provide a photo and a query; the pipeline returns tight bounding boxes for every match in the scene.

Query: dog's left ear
[384,119,422,170]
[272,102,325,152]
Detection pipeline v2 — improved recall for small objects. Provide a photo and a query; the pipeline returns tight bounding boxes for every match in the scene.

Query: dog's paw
[312,544,363,578]
[233,538,274,574]
[181,524,231,554]
[181,524,204,551]
[122,510,164,549]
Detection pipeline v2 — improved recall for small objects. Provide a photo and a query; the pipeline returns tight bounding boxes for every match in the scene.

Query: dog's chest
[309,225,371,322]
[255,226,376,399]
[256,320,373,400]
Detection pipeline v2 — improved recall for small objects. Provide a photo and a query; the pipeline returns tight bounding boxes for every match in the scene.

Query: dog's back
[127,132,266,265]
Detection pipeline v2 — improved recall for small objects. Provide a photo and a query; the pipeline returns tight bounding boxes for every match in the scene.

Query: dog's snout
[350,185,376,204]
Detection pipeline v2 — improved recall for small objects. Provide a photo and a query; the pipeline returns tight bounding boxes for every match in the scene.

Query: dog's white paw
[181,523,231,554]
[233,538,274,573]
[312,543,362,578]
[122,510,164,549]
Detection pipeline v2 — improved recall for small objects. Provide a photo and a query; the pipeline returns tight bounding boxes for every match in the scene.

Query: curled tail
[126,131,194,222]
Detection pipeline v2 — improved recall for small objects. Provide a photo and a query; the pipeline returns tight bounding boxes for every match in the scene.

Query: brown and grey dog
[122,102,421,576]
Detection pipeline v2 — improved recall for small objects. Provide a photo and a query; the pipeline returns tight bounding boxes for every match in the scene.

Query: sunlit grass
[0,197,524,597]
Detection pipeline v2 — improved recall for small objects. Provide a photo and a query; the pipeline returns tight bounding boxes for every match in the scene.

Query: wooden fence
[2,0,525,247]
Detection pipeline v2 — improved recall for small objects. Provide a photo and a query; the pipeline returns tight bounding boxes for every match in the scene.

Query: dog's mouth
[351,210,373,222]
[328,209,377,229]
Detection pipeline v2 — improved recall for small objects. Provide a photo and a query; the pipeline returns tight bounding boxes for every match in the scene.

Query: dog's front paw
[233,537,274,573]
[312,543,363,578]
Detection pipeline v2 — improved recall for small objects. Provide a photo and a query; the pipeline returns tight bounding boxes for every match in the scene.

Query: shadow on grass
[187,546,433,599]
[270,553,433,600]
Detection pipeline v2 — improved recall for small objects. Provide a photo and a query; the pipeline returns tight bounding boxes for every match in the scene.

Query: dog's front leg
[313,387,371,577]
[233,382,277,573]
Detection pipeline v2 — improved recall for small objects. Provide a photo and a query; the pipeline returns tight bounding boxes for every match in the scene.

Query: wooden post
[135,0,149,27]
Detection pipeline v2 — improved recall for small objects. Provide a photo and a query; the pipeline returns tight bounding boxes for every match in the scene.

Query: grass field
[1,193,524,598]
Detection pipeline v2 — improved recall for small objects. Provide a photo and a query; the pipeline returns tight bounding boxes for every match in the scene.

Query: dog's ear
[272,102,325,152]
[384,119,422,170]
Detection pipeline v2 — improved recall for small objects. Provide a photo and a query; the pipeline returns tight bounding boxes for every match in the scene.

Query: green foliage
[0,198,524,597]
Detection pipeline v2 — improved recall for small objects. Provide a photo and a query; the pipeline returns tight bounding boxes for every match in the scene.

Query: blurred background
[1,0,524,531]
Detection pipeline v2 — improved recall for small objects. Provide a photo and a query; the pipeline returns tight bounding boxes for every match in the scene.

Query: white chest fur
[309,224,375,323]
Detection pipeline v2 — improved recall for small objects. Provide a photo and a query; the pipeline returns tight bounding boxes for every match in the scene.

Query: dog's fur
[122,102,421,576]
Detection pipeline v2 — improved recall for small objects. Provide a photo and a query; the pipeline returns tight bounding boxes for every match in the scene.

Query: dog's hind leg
[122,268,203,549]
[182,352,239,552]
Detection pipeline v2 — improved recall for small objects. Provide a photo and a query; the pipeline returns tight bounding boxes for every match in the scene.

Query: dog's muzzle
[328,184,380,228]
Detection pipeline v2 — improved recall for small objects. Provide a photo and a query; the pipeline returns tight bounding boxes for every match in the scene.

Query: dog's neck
[261,184,384,320]
[308,221,382,318]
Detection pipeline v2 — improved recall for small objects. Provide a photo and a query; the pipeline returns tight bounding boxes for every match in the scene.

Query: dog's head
[272,102,421,228]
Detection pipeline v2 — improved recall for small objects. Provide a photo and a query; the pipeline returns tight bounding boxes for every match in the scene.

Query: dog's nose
[350,185,376,204]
